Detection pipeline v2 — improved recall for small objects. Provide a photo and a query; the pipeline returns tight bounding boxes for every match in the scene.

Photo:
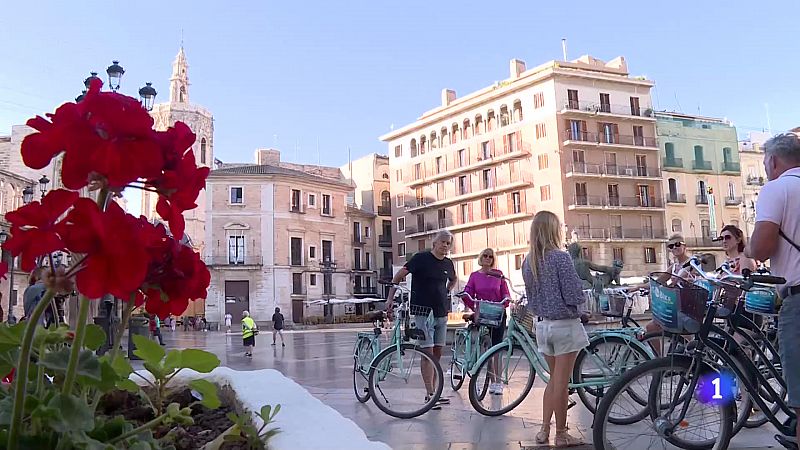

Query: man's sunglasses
[667,242,684,249]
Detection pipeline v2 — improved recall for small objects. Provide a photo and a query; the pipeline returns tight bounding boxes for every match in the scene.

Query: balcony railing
[205,255,263,266]
[378,234,392,246]
[290,204,305,214]
[562,131,656,147]
[665,193,687,204]
[567,162,660,178]
[685,237,717,248]
[353,262,371,271]
[692,160,712,171]
[377,205,392,216]
[696,195,709,205]
[379,268,393,280]
[562,100,654,118]
[746,175,765,186]
[352,235,365,245]
[353,287,378,296]
[575,227,666,240]
[570,195,663,208]
[662,157,684,168]
[721,161,741,172]
[724,196,743,206]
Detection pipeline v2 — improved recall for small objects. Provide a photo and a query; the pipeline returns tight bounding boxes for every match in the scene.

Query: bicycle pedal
[453,374,463,380]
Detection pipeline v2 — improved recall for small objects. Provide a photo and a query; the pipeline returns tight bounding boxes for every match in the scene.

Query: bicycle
[352,309,392,403]
[592,259,796,450]
[357,282,445,419]
[466,273,653,422]
[448,291,498,395]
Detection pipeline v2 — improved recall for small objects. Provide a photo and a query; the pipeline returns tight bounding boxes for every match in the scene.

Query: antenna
[316,137,320,167]
[674,92,683,113]
[561,38,567,61]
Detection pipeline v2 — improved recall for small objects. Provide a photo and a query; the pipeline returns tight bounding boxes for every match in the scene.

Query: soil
[98,385,255,450]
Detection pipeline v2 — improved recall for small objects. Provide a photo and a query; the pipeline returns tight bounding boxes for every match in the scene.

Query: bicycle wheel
[640,330,688,357]
[573,334,651,422]
[449,329,467,391]
[353,338,373,403]
[367,343,443,419]
[593,355,733,450]
[468,343,535,416]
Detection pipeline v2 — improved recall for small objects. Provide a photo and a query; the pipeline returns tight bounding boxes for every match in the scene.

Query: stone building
[738,132,769,238]
[204,149,376,326]
[381,55,665,284]
[0,163,35,318]
[656,112,743,267]
[339,153,393,296]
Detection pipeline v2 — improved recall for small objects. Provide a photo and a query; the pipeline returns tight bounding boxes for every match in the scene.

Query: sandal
[535,427,549,444]
[554,430,584,448]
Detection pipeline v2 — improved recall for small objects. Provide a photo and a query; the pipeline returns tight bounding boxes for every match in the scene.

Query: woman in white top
[224,313,233,333]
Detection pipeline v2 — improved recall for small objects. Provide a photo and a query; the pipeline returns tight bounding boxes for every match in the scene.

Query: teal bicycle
[448,291,496,394]
[352,282,445,419]
[467,274,654,421]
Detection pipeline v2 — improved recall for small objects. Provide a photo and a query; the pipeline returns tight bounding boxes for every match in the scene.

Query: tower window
[200,138,207,164]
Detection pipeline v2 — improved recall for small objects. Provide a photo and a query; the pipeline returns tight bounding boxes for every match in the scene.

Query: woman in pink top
[463,248,511,395]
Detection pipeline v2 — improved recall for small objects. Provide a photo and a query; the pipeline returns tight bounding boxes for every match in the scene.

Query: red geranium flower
[21,78,164,190]
[153,151,209,241]
[3,189,78,271]
[60,199,148,299]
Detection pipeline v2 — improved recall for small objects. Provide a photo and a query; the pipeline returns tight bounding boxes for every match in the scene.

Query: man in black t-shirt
[271,307,285,347]
[385,230,457,403]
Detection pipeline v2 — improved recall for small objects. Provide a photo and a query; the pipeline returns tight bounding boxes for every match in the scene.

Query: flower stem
[109,295,136,360]
[62,295,90,395]
[8,289,55,450]
[108,412,169,445]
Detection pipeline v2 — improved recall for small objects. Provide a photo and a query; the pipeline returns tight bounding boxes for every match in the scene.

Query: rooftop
[209,163,353,188]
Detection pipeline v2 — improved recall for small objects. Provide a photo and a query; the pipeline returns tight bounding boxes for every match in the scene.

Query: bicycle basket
[476,301,505,327]
[693,279,739,318]
[599,291,627,317]
[649,272,708,334]
[510,302,535,332]
[744,287,779,316]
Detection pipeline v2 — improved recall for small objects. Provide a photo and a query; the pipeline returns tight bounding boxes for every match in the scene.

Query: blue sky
[1,0,798,170]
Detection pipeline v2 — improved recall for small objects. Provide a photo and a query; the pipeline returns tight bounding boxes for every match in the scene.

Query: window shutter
[580,120,587,133]
[469,202,474,222]
[515,131,522,151]
[507,193,513,215]
[613,123,620,137]
[503,134,509,154]
[489,139,495,156]
[520,190,527,212]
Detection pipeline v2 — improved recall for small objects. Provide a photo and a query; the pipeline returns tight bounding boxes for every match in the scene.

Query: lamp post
[38,175,49,199]
[22,187,33,205]
[76,61,158,111]
[0,231,11,322]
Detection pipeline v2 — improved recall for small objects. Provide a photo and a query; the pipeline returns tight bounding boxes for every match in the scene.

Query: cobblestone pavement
[146,329,785,449]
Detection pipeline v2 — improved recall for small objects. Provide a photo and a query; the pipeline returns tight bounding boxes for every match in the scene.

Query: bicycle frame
[468,307,653,389]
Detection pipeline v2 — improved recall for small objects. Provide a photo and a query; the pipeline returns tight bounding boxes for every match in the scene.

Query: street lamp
[22,186,33,205]
[38,175,49,199]
[75,90,87,103]
[105,60,125,92]
[83,72,101,90]
[138,82,157,112]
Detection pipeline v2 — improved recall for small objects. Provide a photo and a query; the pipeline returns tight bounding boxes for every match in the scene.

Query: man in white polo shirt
[745,130,800,447]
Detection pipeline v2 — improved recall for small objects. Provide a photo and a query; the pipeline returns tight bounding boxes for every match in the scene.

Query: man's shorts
[778,294,800,408]
[535,318,589,356]
[413,315,448,348]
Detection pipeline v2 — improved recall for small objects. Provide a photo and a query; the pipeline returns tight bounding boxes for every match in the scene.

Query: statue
[566,242,624,293]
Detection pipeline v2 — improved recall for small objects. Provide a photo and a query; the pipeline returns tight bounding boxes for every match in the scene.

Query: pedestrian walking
[242,311,257,357]
[224,312,233,333]
[744,130,800,446]
[149,314,165,346]
[170,315,177,332]
[522,211,588,447]
[182,315,189,331]
[271,307,285,346]
[385,230,457,408]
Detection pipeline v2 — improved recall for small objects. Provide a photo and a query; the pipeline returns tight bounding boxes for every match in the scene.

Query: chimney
[510,59,526,78]
[441,89,457,107]
[255,148,281,165]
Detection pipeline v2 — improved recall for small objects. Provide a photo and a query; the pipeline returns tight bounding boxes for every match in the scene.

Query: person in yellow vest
[242,310,257,358]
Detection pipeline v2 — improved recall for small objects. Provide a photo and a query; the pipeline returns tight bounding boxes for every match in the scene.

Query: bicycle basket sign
[744,287,778,316]
[476,301,504,327]
[649,279,679,331]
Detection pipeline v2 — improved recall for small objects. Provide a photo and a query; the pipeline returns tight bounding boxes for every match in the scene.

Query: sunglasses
[667,242,684,249]
[481,254,494,260]
[721,234,734,241]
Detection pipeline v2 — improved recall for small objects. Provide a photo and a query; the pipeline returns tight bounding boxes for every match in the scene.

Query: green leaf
[116,379,140,393]
[131,334,165,365]
[109,354,133,378]
[179,349,219,373]
[83,324,107,351]
[188,379,221,409]
[163,349,182,372]
[0,322,25,349]
[88,415,131,441]
[143,361,167,381]
[80,358,120,392]
[47,393,95,433]
[39,347,101,381]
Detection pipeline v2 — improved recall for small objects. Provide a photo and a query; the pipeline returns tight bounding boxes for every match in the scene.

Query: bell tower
[169,46,190,104]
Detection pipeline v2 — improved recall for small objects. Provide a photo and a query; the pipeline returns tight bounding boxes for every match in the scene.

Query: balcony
[378,234,392,247]
[696,195,709,205]
[205,255,263,267]
[561,100,654,118]
[379,268,393,280]
[352,235,365,245]
[724,196,743,206]
[290,204,306,214]
[353,287,378,297]
[578,227,666,240]
[662,157,684,169]
[685,237,717,248]
[565,162,660,178]
[746,175,765,186]
[405,175,533,212]
[569,195,663,209]
[352,261,372,272]
[377,205,392,216]
[562,131,657,148]
[575,227,608,240]
[721,161,741,173]
[665,193,687,204]
[692,160,712,171]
